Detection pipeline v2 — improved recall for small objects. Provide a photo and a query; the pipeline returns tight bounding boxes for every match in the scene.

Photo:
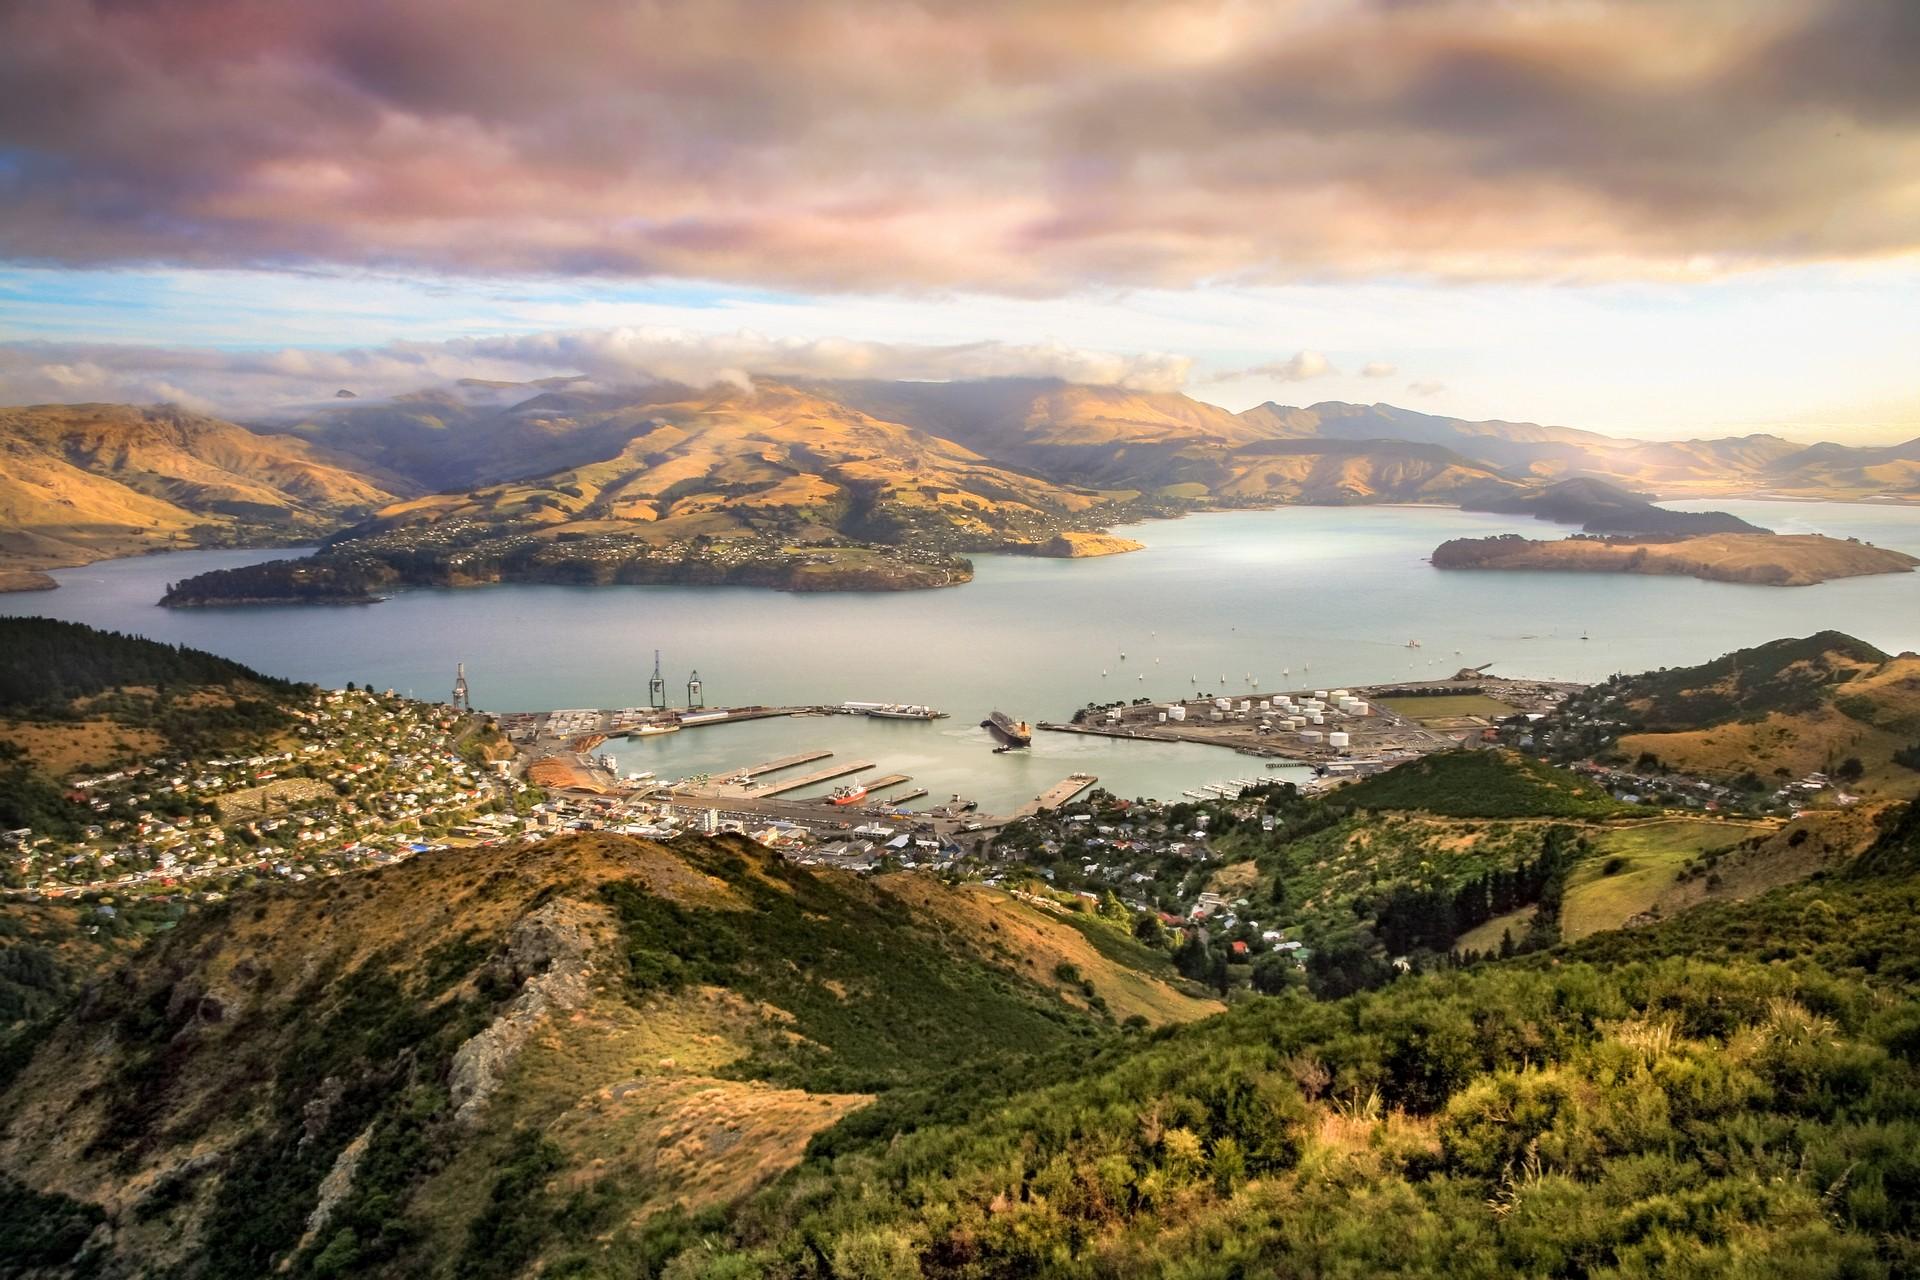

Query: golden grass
[873,874,1223,1027]
[0,717,164,777]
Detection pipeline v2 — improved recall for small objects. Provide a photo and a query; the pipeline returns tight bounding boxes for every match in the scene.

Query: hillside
[0,617,309,844]
[828,380,1521,502]
[7,810,1918,1275]
[1432,531,1920,586]
[162,383,1146,601]
[0,404,401,583]
[1540,631,1920,800]
[1460,476,1763,534]
[0,831,1215,1278]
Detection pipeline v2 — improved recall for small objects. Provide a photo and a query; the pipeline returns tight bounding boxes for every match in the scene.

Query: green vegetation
[0,617,297,715]
[1599,630,1887,734]
[599,843,1100,1094]
[1336,749,1625,818]
[653,805,1920,1278]
[1375,692,1518,721]
[1557,819,1765,940]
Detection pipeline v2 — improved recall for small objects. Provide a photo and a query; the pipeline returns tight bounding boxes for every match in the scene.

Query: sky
[2,0,1918,442]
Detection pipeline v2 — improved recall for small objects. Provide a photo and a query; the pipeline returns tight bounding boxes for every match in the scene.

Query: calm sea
[7,500,1914,811]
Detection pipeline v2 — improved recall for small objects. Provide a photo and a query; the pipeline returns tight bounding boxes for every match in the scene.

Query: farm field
[1378,693,1519,722]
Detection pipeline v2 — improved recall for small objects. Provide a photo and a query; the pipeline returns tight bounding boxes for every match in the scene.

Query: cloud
[2,1,1918,294]
[1360,360,1397,378]
[0,329,1191,413]
[1214,350,1335,384]
[1406,380,1446,397]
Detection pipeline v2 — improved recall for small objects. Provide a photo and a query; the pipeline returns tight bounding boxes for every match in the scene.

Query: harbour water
[6,501,1915,810]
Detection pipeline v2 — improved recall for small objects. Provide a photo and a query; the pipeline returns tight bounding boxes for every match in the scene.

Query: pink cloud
[2,1,1917,293]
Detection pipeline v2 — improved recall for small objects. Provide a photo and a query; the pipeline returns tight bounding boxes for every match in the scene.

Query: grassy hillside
[164,383,1150,600]
[1544,632,1920,800]
[0,617,305,838]
[669,804,1920,1278]
[0,403,400,577]
[1335,748,1626,819]
[0,832,1214,1278]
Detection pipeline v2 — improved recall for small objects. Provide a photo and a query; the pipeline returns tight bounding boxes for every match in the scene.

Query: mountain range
[1,380,1914,595]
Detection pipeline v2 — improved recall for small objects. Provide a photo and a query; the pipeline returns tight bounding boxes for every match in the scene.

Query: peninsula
[1432,531,1920,586]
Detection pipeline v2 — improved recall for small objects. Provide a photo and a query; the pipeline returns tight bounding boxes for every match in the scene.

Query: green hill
[1335,748,1626,819]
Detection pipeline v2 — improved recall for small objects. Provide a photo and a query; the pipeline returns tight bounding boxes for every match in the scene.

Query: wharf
[859,773,914,795]
[1005,773,1098,822]
[733,750,832,779]
[745,759,874,797]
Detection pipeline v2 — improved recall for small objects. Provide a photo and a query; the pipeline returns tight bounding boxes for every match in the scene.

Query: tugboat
[982,710,1033,747]
[828,782,870,806]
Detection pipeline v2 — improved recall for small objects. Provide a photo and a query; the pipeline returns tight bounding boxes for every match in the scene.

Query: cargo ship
[828,782,870,806]
[982,710,1032,747]
[838,701,945,720]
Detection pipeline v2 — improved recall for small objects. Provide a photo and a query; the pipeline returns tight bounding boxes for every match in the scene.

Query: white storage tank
[1258,699,1271,711]
[1332,689,1351,699]
[1314,690,1329,700]
[1309,713,1325,725]
[1168,705,1187,722]
[1348,701,1369,716]
[1210,709,1226,721]
[1299,729,1323,743]
[1237,700,1251,713]
[1157,712,1168,723]
[1328,731,1351,749]
[1214,698,1231,710]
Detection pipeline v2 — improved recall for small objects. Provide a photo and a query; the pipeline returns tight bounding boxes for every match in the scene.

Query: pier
[1005,773,1098,821]
[859,773,914,796]
[732,750,833,780]
[744,759,874,797]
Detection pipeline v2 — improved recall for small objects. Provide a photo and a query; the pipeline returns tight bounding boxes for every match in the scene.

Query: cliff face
[1432,532,1920,586]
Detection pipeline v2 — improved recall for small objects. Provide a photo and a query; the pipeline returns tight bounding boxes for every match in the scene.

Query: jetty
[751,759,874,797]
[731,750,833,780]
[1005,773,1098,821]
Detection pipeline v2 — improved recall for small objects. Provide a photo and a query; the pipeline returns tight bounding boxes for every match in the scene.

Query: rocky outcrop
[446,898,608,1125]
[296,1123,373,1254]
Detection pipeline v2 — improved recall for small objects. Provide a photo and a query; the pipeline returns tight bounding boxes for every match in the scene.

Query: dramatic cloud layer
[0,330,1193,413]
[3,0,1918,293]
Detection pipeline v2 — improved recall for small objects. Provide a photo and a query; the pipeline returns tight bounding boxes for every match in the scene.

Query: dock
[732,750,832,780]
[751,759,875,797]
[1005,773,1098,821]
[860,773,913,794]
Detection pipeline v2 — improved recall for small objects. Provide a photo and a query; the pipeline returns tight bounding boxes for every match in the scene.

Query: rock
[297,1123,374,1253]
[446,899,607,1125]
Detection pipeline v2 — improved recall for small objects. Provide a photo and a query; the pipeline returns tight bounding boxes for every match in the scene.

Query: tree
[1836,756,1865,782]
[1250,952,1299,995]
[1133,912,1167,946]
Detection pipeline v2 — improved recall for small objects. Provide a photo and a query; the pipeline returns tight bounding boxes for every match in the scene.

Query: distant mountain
[161,383,1152,602]
[826,379,1520,501]
[0,403,402,578]
[7,379,1914,598]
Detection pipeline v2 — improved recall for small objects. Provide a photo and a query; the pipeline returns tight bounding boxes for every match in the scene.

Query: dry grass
[873,874,1222,1027]
[0,717,164,776]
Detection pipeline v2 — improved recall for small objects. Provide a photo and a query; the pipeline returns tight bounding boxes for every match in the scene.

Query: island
[1431,532,1920,586]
